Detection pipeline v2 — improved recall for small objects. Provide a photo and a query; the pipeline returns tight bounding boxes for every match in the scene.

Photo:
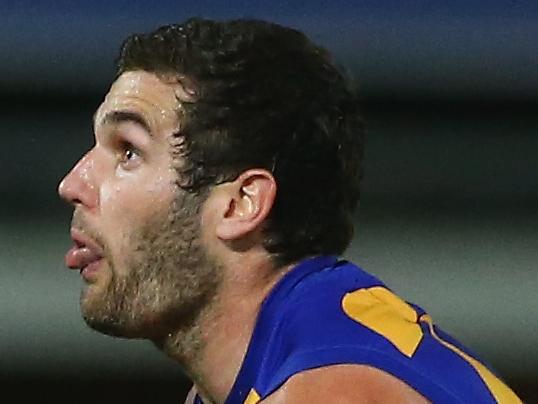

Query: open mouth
[65,228,105,281]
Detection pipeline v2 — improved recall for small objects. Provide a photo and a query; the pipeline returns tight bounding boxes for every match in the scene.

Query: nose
[58,150,99,209]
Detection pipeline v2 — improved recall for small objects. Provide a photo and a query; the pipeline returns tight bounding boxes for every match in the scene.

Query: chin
[81,300,175,340]
[82,313,148,339]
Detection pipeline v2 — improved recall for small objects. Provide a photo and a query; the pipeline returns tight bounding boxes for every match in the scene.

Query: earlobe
[215,170,276,241]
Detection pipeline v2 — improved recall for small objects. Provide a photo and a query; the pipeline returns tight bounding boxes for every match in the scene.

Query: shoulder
[259,263,421,396]
[261,364,429,404]
[275,259,384,334]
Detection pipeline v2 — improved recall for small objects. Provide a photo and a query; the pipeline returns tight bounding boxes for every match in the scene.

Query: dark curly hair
[117,17,365,266]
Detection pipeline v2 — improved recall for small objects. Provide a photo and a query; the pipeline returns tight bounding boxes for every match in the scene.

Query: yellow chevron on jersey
[342,286,423,357]
[342,286,521,403]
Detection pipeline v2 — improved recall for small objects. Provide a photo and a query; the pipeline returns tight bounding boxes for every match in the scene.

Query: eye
[124,148,137,161]
[118,142,142,170]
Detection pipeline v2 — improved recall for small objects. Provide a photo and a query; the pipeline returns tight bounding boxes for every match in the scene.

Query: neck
[155,253,292,404]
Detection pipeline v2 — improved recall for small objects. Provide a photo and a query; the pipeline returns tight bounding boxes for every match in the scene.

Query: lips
[65,228,104,272]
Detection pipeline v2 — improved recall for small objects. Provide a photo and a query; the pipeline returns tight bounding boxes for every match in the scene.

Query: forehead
[109,70,177,101]
[95,70,181,129]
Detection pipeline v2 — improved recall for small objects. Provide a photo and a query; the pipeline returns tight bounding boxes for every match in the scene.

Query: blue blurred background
[1,1,537,402]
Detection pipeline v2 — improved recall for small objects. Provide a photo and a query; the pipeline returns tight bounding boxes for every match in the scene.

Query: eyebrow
[96,110,153,137]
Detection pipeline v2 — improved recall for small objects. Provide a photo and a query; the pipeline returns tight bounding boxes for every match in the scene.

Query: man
[58,18,521,403]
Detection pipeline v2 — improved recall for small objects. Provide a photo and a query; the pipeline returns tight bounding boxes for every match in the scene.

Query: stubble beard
[81,188,221,352]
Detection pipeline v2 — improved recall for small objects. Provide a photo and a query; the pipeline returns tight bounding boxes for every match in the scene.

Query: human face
[58,71,219,338]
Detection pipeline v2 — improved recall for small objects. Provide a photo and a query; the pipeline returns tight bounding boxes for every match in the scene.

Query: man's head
[58,18,364,340]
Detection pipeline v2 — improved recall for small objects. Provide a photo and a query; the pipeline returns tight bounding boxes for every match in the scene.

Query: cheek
[100,177,176,275]
[100,168,176,215]
[98,169,177,251]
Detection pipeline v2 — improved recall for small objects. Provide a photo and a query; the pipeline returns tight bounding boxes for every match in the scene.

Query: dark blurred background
[1,1,536,403]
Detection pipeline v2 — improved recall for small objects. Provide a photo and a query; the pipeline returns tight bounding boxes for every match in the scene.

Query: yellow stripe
[243,388,261,404]
[342,286,423,357]
[420,315,521,404]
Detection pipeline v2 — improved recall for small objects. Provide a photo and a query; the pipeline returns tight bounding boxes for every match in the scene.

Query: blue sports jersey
[195,256,521,404]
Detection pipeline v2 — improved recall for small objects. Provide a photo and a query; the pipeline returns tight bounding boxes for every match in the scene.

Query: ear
[215,169,277,241]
